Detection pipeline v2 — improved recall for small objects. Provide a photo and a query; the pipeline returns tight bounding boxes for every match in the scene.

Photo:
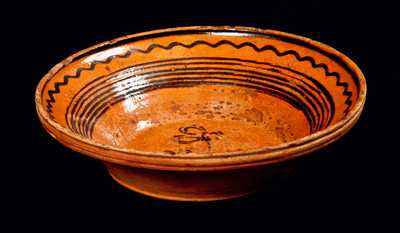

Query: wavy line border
[44,39,352,121]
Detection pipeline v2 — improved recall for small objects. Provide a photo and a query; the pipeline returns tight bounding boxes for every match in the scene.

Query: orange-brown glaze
[92,86,309,154]
[43,34,357,140]
[36,26,366,201]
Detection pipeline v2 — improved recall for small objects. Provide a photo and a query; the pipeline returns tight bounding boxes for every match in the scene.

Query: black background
[7,0,398,223]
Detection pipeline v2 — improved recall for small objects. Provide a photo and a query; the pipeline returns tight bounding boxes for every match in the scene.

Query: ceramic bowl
[35,26,366,201]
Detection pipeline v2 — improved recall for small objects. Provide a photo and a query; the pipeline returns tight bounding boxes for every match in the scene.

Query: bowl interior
[39,28,361,156]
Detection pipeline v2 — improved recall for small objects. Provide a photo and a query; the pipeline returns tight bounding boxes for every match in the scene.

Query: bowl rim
[35,26,367,171]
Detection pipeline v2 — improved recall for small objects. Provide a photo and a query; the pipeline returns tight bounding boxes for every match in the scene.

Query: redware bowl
[35,26,367,201]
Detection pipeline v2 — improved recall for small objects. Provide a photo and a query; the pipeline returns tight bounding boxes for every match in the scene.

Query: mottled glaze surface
[35,26,366,200]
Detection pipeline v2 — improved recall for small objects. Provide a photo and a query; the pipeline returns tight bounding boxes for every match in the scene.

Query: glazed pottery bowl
[35,26,366,201]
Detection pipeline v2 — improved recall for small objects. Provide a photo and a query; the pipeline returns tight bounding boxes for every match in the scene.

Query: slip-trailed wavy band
[44,39,352,126]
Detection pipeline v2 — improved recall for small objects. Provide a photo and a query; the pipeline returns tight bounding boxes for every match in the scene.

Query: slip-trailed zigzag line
[45,51,133,118]
[45,39,352,119]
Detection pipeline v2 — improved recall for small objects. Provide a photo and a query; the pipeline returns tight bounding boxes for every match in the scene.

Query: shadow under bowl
[35,26,366,201]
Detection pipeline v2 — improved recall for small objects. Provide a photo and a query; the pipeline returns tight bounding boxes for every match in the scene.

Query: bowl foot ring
[105,162,294,202]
